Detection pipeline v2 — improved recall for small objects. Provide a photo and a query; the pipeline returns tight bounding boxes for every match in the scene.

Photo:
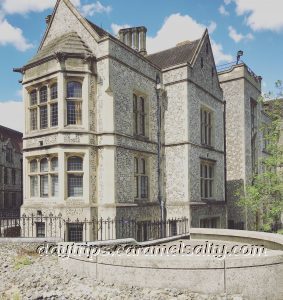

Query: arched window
[51,157,58,172]
[50,83,58,100]
[30,90,37,106]
[67,156,83,171]
[40,158,48,172]
[67,156,83,197]
[67,81,82,98]
[30,160,38,173]
[39,86,48,103]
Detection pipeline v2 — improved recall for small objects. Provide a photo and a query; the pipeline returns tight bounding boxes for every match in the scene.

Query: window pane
[40,106,48,129]
[30,90,37,106]
[67,81,82,98]
[30,160,38,173]
[140,158,146,174]
[67,157,83,171]
[140,114,145,136]
[140,97,145,113]
[40,158,48,172]
[36,222,45,238]
[134,158,138,173]
[30,176,38,197]
[40,175,48,197]
[40,86,48,103]
[50,83,58,100]
[68,175,83,197]
[67,101,82,125]
[30,109,37,130]
[51,175,59,197]
[140,175,148,198]
[50,103,58,127]
[51,157,58,172]
[12,170,16,185]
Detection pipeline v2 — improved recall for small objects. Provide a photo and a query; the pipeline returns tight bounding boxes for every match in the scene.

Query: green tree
[237,82,283,232]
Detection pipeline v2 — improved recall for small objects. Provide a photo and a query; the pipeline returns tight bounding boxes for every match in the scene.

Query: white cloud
[0,101,24,132]
[111,23,131,35]
[219,5,229,16]
[210,41,233,64]
[80,1,111,17]
[228,26,254,43]
[224,0,232,4]
[146,13,232,64]
[0,18,33,51]
[1,0,57,14]
[232,0,283,32]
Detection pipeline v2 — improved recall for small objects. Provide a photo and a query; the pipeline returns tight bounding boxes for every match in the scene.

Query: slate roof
[86,19,110,38]
[0,125,22,153]
[28,31,92,64]
[146,39,200,69]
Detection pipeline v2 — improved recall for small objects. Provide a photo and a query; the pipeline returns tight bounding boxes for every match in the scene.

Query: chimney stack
[118,26,147,56]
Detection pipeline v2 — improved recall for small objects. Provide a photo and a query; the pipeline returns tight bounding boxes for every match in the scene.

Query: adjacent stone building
[15,0,227,240]
[0,125,23,218]
[218,63,272,230]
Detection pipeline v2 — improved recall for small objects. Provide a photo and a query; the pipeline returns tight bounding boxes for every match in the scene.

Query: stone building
[0,125,23,218]
[218,63,272,230]
[15,0,226,240]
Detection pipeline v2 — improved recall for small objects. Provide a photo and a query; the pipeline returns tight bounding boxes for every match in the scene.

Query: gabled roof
[146,39,201,70]
[0,125,22,153]
[28,32,92,64]
[86,19,110,38]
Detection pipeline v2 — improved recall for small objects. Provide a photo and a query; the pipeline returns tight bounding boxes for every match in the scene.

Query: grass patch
[277,229,283,235]
[14,256,32,270]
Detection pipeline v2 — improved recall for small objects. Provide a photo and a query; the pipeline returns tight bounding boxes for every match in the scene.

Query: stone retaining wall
[58,229,283,300]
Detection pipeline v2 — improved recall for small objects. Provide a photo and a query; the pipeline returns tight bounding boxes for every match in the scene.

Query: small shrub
[14,256,32,270]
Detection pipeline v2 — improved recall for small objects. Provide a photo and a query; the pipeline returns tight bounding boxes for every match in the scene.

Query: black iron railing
[0,214,189,242]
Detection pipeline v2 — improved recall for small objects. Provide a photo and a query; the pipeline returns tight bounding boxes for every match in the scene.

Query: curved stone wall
[58,229,283,300]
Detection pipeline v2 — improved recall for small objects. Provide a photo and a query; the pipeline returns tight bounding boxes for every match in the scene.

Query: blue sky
[0,0,282,131]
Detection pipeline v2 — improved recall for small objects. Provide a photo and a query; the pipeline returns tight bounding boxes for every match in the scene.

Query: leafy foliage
[237,82,283,231]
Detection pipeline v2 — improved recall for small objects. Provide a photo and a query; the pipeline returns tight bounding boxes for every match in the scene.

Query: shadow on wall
[227,179,256,230]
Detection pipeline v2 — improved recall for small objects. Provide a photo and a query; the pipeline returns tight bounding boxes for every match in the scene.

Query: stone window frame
[200,159,215,200]
[134,156,149,201]
[133,91,149,139]
[66,154,84,198]
[200,105,215,147]
[66,79,83,127]
[27,78,59,132]
[28,155,59,199]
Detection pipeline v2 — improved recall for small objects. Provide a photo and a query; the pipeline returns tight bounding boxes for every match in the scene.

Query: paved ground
[0,243,245,300]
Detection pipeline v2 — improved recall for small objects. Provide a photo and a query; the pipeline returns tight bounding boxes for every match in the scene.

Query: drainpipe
[156,74,165,235]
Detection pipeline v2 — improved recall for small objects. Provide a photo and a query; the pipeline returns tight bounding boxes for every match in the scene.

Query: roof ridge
[0,124,23,135]
[147,39,200,57]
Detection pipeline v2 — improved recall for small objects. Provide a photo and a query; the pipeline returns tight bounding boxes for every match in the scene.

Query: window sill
[133,135,149,142]
[201,144,214,149]
[134,198,149,203]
